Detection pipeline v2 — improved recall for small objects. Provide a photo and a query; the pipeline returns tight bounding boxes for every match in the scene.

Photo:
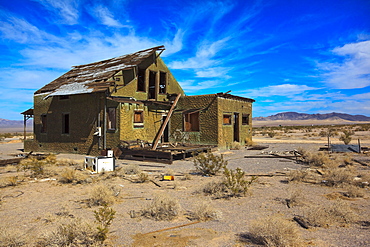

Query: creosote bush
[193,152,227,176]
[17,154,57,178]
[339,130,353,145]
[223,167,257,197]
[141,194,180,221]
[94,205,116,242]
[248,215,303,247]
[59,167,88,184]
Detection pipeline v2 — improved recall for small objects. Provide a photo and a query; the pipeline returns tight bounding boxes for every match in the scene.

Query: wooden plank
[152,93,181,150]
[0,157,23,166]
[122,149,172,159]
[121,156,173,164]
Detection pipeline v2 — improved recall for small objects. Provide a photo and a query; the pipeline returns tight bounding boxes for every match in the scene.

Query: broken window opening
[62,113,70,134]
[137,69,146,92]
[159,71,167,94]
[148,71,157,99]
[223,114,232,125]
[107,108,117,130]
[41,114,47,133]
[242,114,250,125]
[134,111,144,128]
[184,112,200,132]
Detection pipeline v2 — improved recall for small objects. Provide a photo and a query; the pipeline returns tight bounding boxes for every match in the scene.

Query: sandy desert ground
[0,126,370,247]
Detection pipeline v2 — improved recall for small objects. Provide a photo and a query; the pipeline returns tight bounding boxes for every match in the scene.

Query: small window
[137,69,146,92]
[159,71,167,94]
[107,108,116,130]
[62,113,70,134]
[134,111,144,128]
[184,112,199,132]
[41,114,47,133]
[223,114,232,125]
[242,114,250,125]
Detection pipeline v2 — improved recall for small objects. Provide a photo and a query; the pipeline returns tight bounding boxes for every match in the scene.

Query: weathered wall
[170,95,219,145]
[111,56,184,101]
[118,103,165,143]
[25,93,109,155]
[217,97,253,148]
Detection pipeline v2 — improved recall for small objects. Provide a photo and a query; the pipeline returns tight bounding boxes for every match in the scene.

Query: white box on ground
[84,156,115,173]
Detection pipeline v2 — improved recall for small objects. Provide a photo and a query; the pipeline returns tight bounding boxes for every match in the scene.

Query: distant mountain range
[253,112,370,122]
[0,118,25,127]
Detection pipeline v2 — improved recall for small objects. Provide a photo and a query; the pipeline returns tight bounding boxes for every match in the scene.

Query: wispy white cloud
[180,80,225,93]
[34,0,79,25]
[90,5,124,28]
[237,84,320,98]
[319,40,370,89]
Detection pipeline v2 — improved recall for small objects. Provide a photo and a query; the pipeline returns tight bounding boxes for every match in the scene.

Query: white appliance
[84,156,115,173]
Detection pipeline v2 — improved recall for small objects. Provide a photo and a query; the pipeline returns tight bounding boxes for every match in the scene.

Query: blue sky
[1,0,370,120]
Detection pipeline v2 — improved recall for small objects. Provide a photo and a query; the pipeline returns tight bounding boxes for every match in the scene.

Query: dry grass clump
[59,167,88,184]
[141,194,181,221]
[87,183,118,207]
[190,200,222,221]
[230,141,243,150]
[322,167,356,187]
[247,215,303,247]
[298,149,332,167]
[17,154,57,178]
[303,200,358,227]
[0,228,25,247]
[38,218,100,247]
[136,172,149,183]
[0,176,19,187]
[123,164,141,175]
[342,185,365,198]
[285,189,305,208]
[288,169,312,183]
[202,181,227,198]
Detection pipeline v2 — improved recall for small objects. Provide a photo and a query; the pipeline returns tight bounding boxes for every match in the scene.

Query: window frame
[183,111,200,132]
[137,69,146,92]
[223,114,232,125]
[107,107,117,131]
[242,114,250,125]
[159,71,167,94]
[133,110,144,128]
[62,113,70,134]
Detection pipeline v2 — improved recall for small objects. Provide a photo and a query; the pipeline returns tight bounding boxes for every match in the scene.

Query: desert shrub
[17,154,57,177]
[94,205,116,242]
[136,172,149,183]
[230,141,242,150]
[288,169,311,183]
[141,194,181,221]
[285,189,304,208]
[322,167,356,187]
[303,200,358,227]
[0,176,19,187]
[88,184,117,206]
[0,228,25,247]
[267,131,276,138]
[223,167,257,197]
[38,218,99,246]
[191,200,222,221]
[59,167,88,184]
[342,185,365,198]
[202,181,227,197]
[193,152,227,176]
[248,215,303,247]
[123,164,141,175]
[297,149,332,167]
[339,130,353,145]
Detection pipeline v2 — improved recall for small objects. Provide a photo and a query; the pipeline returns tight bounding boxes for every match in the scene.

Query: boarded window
[223,114,232,125]
[107,108,116,130]
[134,111,144,128]
[41,114,47,133]
[159,71,167,94]
[184,112,200,132]
[137,69,146,92]
[242,114,250,125]
[62,113,70,134]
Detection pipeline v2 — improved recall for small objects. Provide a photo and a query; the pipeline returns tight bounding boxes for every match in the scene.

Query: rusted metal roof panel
[35,46,165,97]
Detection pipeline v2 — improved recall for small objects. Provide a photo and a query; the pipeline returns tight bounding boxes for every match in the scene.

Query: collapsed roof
[35,45,165,97]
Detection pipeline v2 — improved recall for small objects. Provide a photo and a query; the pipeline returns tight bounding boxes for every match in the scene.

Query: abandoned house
[23,45,254,157]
